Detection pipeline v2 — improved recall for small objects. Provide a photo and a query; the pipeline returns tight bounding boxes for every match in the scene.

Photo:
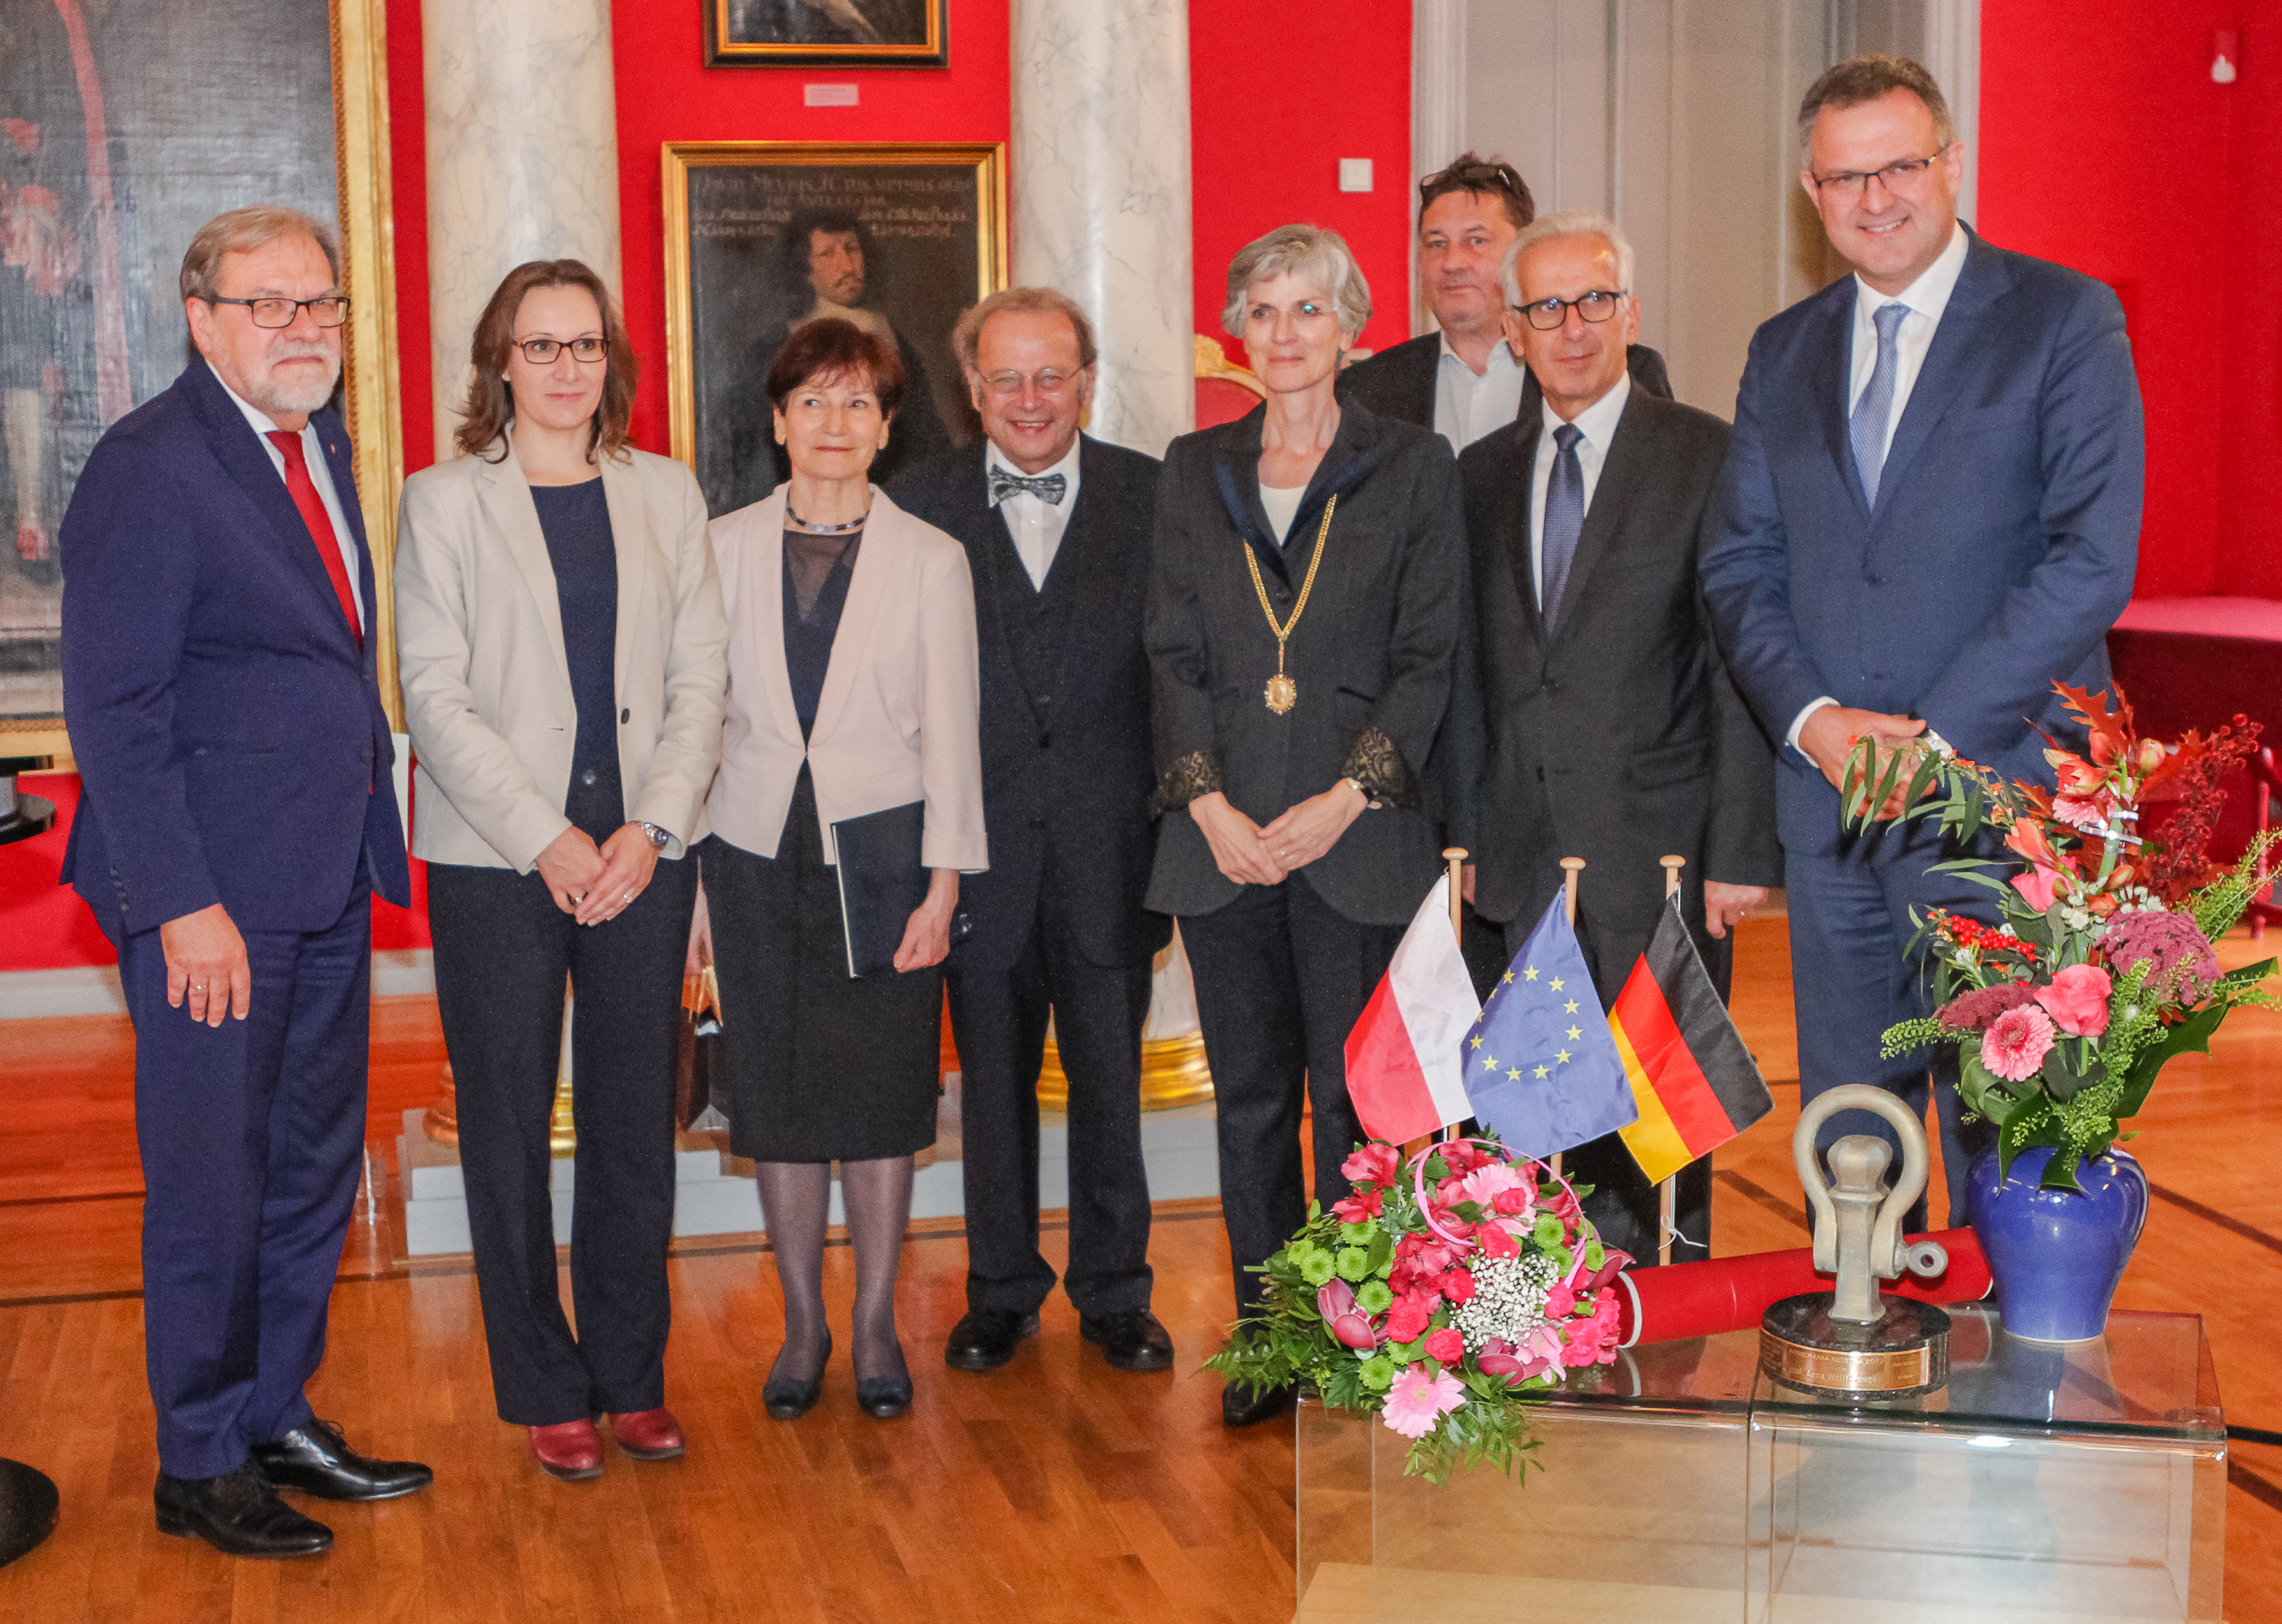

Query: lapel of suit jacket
[1544,391,1649,650]
[596,451,654,712]
[1207,407,1287,585]
[1804,283,1871,519]
[473,448,571,682]
[1868,230,2016,517]
[311,405,377,672]
[807,483,896,749]
[184,362,365,655]
[1397,335,1438,428]
[1489,415,1547,650]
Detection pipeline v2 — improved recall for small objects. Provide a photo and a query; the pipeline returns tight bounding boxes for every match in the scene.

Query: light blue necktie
[1539,423,1584,626]
[1849,301,1910,506]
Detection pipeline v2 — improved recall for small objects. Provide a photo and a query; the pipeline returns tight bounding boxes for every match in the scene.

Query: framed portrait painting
[703,0,947,69]
[663,142,1005,516]
[0,0,403,762]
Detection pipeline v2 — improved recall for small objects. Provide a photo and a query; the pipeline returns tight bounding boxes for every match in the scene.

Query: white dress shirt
[1788,222,1970,753]
[210,361,364,632]
[1259,482,1306,545]
[1433,330,1529,451]
[987,438,1081,590]
[1527,369,1631,605]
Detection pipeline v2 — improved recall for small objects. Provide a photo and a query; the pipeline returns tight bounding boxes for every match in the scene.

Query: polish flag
[1344,876,1481,1144]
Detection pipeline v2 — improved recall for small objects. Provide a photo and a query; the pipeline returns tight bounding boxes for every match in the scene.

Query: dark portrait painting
[663,144,1005,516]
[707,0,946,68]
[0,0,353,753]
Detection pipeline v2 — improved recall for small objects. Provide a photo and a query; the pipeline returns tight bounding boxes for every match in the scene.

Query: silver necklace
[786,503,869,534]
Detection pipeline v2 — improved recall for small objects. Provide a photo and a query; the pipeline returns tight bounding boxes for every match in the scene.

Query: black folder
[831,801,929,978]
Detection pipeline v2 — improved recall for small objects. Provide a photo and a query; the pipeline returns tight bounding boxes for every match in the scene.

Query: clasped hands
[1800,703,1930,822]
[536,822,660,925]
[1191,783,1366,887]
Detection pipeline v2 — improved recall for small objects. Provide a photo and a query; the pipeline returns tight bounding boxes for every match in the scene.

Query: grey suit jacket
[1144,398,1467,926]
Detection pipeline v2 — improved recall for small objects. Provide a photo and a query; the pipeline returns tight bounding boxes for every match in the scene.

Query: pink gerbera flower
[1982,1004,2057,1082]
[1381,1365,1467,1440]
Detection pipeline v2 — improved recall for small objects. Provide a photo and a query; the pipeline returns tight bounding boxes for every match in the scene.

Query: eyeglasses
[1809,148,1949,197]
[1513,291,1627,330]
[206,295,350,330]
[513,336,607,365]
[979,369,1077,399]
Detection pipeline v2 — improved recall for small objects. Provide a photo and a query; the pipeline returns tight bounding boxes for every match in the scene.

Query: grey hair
[1500,211,1636,307]
[179,205,340,303]
[1221,223,1372,341]
[1797,53,1956,150]
[951,286,1100,374]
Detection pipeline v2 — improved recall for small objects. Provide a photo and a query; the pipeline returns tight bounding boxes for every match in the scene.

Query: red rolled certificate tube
[1612,1228,1990,1347]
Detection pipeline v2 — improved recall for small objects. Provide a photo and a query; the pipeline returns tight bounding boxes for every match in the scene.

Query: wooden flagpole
[1657,854,1686,1264]
[1441,848,1467,944]
[1554,857,1584,1182]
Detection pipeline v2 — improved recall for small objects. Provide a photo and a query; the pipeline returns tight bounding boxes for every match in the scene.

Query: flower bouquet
[1204,1137,1629,1484]
[1847,682,2279,1193]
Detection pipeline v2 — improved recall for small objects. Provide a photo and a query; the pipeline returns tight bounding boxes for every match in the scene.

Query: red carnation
[1424,1328,1465,1364]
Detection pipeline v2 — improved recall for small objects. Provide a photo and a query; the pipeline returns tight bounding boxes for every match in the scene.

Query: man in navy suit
[1701,55,2143,1226]
[60,207,431,1558]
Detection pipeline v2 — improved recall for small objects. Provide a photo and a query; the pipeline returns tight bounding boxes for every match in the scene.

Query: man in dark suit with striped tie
[60,206,430,1558]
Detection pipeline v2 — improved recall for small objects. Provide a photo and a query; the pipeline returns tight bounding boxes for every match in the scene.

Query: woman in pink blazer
[694,317,984,1422]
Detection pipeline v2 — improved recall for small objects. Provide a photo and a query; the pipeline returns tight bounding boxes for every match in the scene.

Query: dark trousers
[119,872,372,1479]
[428,857,696,1425]
[1787,823,1999,1230]
[946,871,1156,1318]
[1182,877,1403,1317]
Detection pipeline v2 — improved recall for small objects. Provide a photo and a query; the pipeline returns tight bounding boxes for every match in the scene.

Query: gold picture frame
[702,0,948,69]
[3,0,403,767]
[661,141,1006,510]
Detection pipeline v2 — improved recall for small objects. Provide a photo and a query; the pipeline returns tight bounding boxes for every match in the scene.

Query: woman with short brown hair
[394,259,728,1480]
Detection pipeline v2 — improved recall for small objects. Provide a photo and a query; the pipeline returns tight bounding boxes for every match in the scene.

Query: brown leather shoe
[609,1408,685,1461]
[528,1419,603,1480]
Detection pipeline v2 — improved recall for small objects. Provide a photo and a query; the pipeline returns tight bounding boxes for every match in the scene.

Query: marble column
[1009,0,1194,457]
[422,0,622,463]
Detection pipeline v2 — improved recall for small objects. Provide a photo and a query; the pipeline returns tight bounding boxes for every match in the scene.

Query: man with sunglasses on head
[1451,212,1776,1268]
[889,287,1176,1379]
[1338,151,1671,451]
[59,206,429,1558]
[1701,54,2143,1230]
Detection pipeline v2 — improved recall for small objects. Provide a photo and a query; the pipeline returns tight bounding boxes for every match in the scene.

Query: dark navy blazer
[59,359,411,937]
[1699,227,2144,857]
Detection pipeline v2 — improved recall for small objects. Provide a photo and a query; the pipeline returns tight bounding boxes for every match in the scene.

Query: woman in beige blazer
[394,261,727,1482]
[694,317,983,1423]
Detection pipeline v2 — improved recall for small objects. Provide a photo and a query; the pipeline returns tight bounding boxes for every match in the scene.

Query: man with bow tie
[889,287,1175,1376]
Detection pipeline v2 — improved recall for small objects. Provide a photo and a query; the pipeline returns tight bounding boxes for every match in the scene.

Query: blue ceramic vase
[1966,1142,2149,1343]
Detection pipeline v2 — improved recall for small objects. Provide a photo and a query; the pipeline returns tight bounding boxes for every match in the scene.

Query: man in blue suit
[1701,55,2142,1225]
[60,207,432,1557]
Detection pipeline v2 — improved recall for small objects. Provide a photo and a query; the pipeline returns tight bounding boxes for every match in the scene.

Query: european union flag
[1463,895,1638,1160]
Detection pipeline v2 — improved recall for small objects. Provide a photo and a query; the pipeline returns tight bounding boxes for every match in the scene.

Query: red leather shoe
[609,1407,686,1461]
[528,1419,603,1480]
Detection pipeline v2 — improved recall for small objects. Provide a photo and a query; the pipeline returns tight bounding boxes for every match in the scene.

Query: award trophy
[0,755,62,1566]
[1759,1083,1956,1402]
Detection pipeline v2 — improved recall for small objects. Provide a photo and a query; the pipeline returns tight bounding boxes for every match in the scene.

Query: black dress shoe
[943,1308,1039,1371]
[250,1420,432,1502]
[155,1464,333,1558]
[855,1375,914,1419]
[1079,1309,1175,1372]
[1221,1381,1294,1429]
[763,1332,831,1421]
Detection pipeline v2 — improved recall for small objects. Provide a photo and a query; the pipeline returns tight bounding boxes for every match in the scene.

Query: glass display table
[1294,1307,2224,1623]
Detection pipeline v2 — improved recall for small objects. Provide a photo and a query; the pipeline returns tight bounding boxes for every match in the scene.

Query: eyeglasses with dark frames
[1513,290,1628,330]
[1809,147,1951,197]
[513,336,608,365]
[205,295,350,330]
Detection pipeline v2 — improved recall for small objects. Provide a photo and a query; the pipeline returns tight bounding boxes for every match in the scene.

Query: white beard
[248,348,342,417]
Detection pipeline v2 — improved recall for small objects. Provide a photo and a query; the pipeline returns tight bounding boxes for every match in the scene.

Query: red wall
[1977,6,2278,600]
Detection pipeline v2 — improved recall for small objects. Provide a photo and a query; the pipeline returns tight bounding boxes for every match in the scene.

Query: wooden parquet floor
[0,915,2278,1620]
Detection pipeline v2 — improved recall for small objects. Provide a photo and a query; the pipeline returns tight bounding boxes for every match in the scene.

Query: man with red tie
[60,207,430,1558]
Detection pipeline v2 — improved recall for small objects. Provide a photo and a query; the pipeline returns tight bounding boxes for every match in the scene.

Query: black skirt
[702,766,944,1163]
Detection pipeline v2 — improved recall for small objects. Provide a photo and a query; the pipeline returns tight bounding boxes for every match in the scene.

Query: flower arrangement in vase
[1204,1137,1628,1483]
[1847,683,2278,1338]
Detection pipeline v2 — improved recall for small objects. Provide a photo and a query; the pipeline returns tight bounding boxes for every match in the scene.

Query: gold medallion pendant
[1244,495,1336,715]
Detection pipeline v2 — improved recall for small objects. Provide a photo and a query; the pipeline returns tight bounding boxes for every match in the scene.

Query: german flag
[1611,897,1773,1184]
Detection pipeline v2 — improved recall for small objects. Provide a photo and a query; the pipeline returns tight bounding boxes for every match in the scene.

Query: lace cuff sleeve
[1339,726,1419,810]
[1154,749,1224,814]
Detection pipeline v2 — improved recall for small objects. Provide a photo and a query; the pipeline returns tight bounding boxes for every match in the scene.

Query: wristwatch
[637,821,672,850]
